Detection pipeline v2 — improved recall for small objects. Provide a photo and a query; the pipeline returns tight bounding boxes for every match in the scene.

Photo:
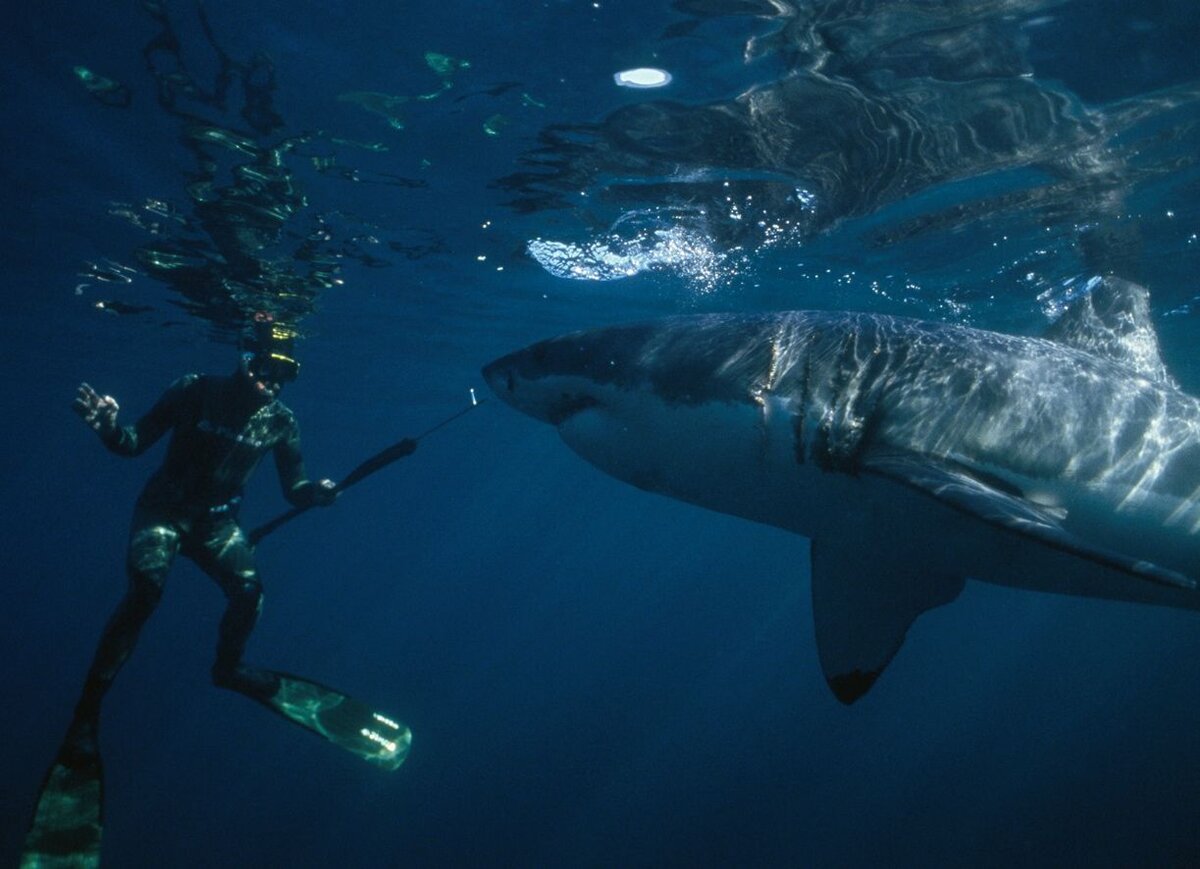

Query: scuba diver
[64,313,339,758]
[22,313,411,868]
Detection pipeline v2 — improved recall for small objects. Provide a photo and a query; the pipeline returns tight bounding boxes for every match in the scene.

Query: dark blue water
[4,1,1200,865]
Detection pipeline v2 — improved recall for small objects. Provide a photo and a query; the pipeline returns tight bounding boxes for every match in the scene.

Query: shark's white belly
[559,395,1200,611]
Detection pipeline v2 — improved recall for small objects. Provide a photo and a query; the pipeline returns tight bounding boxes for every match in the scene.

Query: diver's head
[239,311,300,400]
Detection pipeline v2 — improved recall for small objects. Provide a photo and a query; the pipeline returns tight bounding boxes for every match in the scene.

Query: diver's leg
[188,519,279,699]
[22,513,178,866]
[191,519,410,769]
[64,511,180,760]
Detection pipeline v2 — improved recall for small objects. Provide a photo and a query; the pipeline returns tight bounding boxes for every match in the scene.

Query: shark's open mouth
[546,393,601,426]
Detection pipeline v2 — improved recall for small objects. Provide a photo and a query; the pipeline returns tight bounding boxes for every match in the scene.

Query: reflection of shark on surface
[483,277,1200,702]
[501,0,1200,280]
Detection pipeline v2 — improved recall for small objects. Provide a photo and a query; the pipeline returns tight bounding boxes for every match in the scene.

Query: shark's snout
[482,345,602,426]
[481,354,517,399]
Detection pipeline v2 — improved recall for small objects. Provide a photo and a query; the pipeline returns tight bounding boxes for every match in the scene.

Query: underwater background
[4,0,1200,865]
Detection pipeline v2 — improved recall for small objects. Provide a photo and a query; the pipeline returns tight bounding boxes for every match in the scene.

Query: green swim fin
[239,670,411,771]
[20,751,103,868]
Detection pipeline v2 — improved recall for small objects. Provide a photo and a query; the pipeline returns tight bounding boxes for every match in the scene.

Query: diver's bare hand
[74,383,119,436]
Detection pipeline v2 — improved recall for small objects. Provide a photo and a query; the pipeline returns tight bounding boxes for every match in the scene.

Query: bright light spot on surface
[527,225,733,292]
[614,68,672,89]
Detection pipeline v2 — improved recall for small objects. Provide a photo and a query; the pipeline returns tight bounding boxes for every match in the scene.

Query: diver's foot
[58,717,100,771]
[213,664,281,701]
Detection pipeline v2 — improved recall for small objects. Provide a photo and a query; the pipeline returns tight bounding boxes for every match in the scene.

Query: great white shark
[482,277,1200,703]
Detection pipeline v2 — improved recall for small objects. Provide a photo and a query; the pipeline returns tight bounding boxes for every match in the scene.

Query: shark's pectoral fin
[862,451,1195,591]
[811,538,964,705]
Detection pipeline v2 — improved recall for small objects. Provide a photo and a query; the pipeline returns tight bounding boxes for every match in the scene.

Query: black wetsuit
[73,372,323,730]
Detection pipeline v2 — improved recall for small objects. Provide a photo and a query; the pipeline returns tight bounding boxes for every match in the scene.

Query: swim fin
[20,672,407,867]
[20,749,103,868]
[234,669,411,771]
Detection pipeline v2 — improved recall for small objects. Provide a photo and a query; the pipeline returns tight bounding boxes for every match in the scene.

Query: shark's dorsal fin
[1044,276,1173,383]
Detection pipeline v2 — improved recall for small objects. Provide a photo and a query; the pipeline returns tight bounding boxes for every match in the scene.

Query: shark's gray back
[763,310,1200,502]
[580,300,1198,538]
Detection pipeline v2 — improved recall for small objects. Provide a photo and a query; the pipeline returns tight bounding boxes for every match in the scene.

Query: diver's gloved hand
[73,383,119,438]
[297,478,339,508]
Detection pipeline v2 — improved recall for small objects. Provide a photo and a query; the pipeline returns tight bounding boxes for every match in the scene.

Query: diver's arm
[274,417,337,508]
[75,376,193,457]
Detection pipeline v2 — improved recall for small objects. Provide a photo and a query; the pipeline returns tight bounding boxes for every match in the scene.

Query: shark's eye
[505,371,516,393]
